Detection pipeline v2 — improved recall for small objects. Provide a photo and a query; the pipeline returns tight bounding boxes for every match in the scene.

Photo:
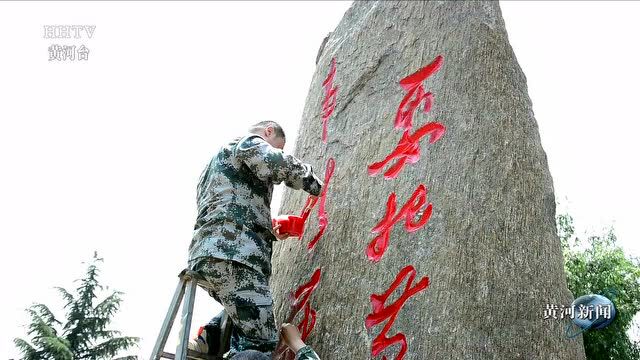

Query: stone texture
[271,1,586,359]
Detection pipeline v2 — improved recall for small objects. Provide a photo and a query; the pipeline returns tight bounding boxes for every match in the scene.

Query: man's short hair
[249,120,286,139]
[229,350,270,360]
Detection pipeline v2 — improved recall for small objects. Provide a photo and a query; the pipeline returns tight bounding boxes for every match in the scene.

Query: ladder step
[160,349,221,360]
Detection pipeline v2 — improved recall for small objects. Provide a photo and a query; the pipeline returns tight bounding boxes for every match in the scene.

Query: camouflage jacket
[188,134,323,276]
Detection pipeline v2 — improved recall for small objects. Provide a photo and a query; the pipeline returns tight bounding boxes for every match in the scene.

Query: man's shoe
[188,326,209,354]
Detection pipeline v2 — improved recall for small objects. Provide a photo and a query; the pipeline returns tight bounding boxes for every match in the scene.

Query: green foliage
[558,213,640,360]
[14,252,139,360]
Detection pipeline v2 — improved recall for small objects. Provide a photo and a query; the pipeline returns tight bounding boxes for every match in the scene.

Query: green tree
[558,213,640,359]
[14,252,139,360]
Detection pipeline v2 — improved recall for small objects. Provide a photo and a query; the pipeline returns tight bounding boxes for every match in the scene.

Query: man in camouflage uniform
[188,121,323,359]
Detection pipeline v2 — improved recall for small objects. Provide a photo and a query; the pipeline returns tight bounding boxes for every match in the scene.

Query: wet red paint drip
[366,184,433,262]
[295,196,319,238]
[308,158,336,251]
[300,196,318,233]
[365,265,430,360]
[395,55,443,130]
[275,268,322,360]
[321,57,338,143]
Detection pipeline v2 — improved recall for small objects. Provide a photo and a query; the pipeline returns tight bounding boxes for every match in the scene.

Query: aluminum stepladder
[150,269,233,360]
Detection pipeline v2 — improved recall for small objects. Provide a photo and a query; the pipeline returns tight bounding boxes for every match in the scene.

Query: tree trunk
[271,1,586,359]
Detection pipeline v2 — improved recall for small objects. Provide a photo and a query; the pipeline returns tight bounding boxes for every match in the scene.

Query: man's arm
[235,136,323,196]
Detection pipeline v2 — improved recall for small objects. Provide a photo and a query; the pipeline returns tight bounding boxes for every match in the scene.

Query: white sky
[0,1,638,358]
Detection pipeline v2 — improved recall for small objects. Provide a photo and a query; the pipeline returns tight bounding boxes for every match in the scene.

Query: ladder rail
[150,276,187,360]
[217,311,233,357]
[175,277,198,360]
[150,269,231,360]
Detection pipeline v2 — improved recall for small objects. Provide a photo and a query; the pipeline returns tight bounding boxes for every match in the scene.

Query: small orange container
[272,215,306,238]
[271,196,319,238]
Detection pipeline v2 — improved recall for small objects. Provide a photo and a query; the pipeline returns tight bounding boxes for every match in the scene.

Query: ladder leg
[175,277,198,360]
[150,277,187,360]
[217,310,233,357]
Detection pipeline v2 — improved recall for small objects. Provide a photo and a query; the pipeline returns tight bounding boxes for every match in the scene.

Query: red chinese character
[366,184,432,262]
[368,55,446,179]
[275,268,322,360]
[367,122,445,179]
[308,158,336,251]
[365,265,430,360]
[321,57,338,143]
[289,268,322,316]
[298,301,317,342]
[395,55,443,130]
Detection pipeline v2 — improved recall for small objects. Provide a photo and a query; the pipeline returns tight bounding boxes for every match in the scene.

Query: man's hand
[280,323,306,353]
[273,223,290,240]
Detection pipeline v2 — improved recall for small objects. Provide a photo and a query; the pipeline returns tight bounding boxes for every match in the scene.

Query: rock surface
[271,1,586,359]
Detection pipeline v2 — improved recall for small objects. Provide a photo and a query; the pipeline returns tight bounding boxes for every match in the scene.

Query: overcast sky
[0,1,638,358]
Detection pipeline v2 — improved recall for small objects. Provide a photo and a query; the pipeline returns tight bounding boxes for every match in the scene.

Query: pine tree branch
[13,338,38,360]
[30,303,62,326]
[94,291,123,322]
[40,337,73,360]
[86,336,139,360]
[55,286,76,309]
[26,308,58,340]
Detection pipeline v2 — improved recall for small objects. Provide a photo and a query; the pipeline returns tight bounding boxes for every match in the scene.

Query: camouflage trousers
[192,257,278,359]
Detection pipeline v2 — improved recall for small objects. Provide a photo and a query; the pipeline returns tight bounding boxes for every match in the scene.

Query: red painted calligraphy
[368,55,446,179]
[365,265,430,360]
[308,158,336,251]
[321,57,338,143]
[394,55,443,130]
[275,268,322,360]
[367,122,445,179]
[298,301,317,342]
[362,55,446,358]
[288,268,322,319]
[366,184,432,262]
